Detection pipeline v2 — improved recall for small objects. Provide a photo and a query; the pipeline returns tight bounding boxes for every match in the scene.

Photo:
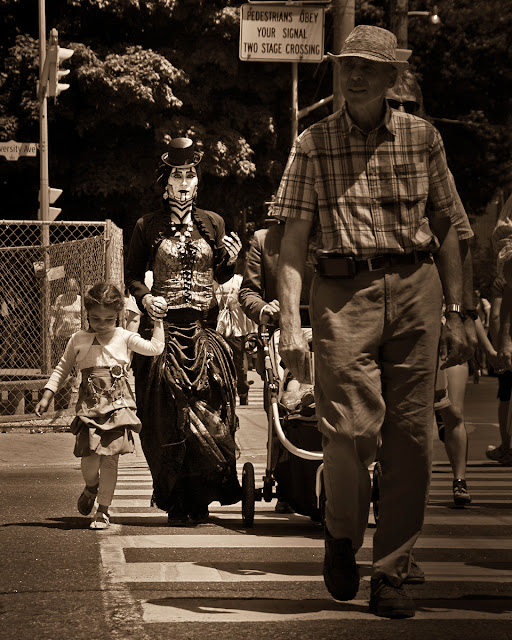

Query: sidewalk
[0,370,267,469]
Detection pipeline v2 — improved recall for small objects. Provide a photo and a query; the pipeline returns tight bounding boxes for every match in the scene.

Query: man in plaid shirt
[274,25,467,619]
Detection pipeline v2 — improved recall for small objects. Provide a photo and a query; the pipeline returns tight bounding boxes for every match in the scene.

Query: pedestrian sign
[240,3,325,63]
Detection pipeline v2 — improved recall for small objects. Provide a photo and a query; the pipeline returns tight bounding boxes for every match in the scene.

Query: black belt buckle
[317,254,357,278]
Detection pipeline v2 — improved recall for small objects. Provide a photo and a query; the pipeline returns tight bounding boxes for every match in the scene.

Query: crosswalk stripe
[100,533,512,585]
[104,563,512,585]
[100,533,512,550]
[115,489,154,495]
[109,501,512,527]
[140,598,512,622]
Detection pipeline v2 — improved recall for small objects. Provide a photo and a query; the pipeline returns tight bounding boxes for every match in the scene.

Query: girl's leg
[81,452,101,491]
[96,454,120,514]
[78,454,100,515]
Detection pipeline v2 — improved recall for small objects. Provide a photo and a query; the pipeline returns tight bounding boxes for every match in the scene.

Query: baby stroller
[241,323,324,527]
[240,324,383,527]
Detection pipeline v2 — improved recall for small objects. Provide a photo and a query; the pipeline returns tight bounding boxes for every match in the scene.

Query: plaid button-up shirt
[492,193,512,277]
[274,104,469,261]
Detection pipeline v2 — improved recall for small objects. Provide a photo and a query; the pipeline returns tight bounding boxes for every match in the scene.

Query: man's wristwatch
[464,309,479,321]
[444,303,463,318]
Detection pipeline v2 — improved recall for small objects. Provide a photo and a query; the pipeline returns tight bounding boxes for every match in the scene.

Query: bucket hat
[161,137,203,168]
[328,25,408,69]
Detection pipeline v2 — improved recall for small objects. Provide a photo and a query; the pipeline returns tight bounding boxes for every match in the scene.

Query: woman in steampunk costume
[125,137,242,525]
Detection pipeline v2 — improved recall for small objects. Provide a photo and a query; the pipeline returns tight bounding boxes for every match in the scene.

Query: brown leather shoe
[323,531,359,601]
[370,577,415,618]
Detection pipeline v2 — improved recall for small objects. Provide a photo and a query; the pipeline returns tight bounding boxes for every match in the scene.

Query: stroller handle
[271,397,323,461]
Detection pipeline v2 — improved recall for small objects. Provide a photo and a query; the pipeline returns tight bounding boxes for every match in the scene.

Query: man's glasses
[386,99,420,114]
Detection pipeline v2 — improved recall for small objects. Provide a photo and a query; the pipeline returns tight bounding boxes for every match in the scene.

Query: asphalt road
[1,373,511,640]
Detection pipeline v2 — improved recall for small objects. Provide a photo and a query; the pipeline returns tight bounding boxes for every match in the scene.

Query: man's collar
[339,102,396,137]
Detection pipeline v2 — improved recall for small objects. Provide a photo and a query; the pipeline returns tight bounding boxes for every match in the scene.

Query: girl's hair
[392,70,427,119]
[84,282,124,313]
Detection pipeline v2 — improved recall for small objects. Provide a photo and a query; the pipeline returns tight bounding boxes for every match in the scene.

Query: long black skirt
[133,317,241,514]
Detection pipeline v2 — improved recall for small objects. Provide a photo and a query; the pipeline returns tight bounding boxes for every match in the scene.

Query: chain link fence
[0,220,124,426]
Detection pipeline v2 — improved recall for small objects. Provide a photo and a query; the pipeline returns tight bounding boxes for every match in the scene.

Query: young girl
[35,282,164,529]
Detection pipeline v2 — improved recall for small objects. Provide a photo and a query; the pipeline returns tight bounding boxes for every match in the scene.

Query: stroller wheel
[242,462,256,528]
[372,461,382,523]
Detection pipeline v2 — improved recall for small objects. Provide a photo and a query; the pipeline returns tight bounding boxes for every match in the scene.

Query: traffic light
[48,39,74,98]
[39,187,63,221]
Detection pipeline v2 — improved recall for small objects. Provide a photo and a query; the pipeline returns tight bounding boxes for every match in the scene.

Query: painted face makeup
[165,167,198,204]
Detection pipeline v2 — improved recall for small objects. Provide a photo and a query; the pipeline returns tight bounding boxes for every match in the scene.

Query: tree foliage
[0,0,510,246]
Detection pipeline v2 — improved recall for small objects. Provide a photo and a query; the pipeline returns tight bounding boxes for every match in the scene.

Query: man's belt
[316,251,431,278]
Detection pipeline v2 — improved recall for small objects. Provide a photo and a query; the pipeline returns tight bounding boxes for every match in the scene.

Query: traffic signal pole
[38,0,49,226]
[38,0,52,374]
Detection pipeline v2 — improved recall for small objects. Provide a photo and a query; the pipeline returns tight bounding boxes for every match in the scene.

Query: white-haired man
[274,25,467,618]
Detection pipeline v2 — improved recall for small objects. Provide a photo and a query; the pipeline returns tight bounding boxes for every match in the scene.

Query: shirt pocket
[372,162,429,228]
[374,162,429,204]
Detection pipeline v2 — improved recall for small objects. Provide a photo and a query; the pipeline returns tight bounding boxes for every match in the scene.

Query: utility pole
[332,0,354,111]
[390,0,409,48]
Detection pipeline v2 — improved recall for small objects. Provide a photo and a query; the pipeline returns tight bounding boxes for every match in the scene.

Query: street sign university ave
[0,140,38,161]
[240,3,325,63]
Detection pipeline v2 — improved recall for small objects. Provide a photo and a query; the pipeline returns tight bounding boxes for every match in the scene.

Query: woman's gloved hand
[222,231,242,265]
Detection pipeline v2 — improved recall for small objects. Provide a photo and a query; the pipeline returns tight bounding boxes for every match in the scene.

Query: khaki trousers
[311,258,442,585]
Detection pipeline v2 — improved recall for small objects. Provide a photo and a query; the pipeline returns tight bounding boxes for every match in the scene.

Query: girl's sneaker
[486,444,512,465]
[90,512,110,529]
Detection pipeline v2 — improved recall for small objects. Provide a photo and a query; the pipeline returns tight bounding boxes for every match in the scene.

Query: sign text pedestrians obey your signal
[239,3,325,63]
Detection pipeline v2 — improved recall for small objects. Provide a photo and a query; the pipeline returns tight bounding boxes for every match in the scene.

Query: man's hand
[439,313,468,369]
[278,327,310,382]
[461,317,477,362]
[260,299,280,325]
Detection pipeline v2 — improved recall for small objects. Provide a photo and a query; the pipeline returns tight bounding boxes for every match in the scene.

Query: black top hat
[161,137,203,168]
